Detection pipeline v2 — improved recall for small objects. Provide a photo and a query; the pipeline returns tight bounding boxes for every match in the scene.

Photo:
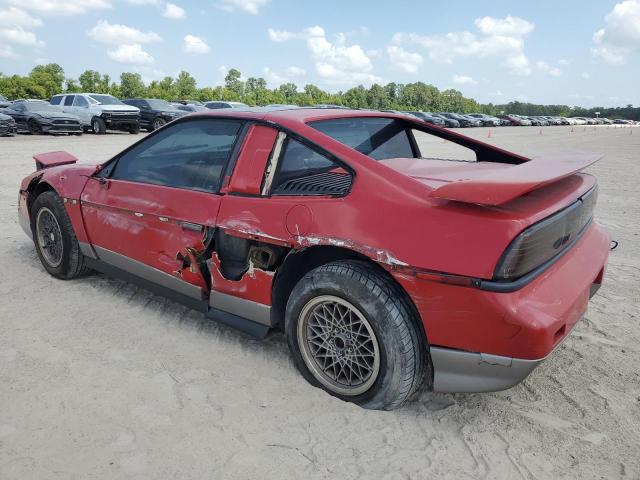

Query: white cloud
[474,15,534,36]
[558,58,571,65]
[6,0,111,16]
[0,45,18,58]
[592,0,640,65]
[387,45,423,73]
[220,0,268,15]
[0,6,43,27]
[392,15,535,75]
[108,44,154,65]
[163,3,185,19]
[268,25,381,85]
[535,61,562,76]
[452,74,478,85]
[263,66,306,86]
[581,72,590,79]
[183,34,210,54]
[88,20,162,45]
[0,27,45,47]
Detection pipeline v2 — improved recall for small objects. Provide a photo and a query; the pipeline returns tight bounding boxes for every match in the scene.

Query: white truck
[50,93,140,134]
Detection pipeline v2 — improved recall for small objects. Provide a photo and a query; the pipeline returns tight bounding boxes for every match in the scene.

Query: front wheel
[285,260,429,410]
[92,117,106,135]
[31,191,92,279]
[128,123,140,134]
[151,117,166,131]
[28,119,42,135]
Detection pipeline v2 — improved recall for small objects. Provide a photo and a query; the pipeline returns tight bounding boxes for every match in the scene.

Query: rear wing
[429,154,603,205]
[33,151,78,171]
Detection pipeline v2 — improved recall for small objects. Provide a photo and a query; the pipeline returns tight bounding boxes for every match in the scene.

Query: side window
[73,96,88,107]
[271,138,352,196]
[50,96,62,105]
[110,119,242,192]
[64,95,75,106]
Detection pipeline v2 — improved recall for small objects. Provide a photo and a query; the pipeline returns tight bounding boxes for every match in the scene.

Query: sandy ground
[0,125,639,479]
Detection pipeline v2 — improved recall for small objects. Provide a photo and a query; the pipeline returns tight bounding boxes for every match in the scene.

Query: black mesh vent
[274,171,352,196]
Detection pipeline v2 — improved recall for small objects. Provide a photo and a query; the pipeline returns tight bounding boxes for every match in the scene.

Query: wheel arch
[26,179,56,216]
[271,245,428,346]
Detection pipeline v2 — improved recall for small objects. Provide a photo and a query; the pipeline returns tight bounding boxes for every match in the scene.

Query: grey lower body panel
[430,347,543,393]
[19,214,31,238]
[93,245,204,300]
[78,241,98,260]
[209,290,273,327]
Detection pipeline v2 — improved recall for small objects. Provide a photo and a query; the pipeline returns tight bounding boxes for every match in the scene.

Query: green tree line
[1,63,637,120]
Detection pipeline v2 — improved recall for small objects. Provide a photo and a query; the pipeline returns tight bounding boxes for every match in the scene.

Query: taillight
[493,187,597,280]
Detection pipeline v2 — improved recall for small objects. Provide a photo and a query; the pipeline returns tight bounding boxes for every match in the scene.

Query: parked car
[171,103,209,113]
[526,116,545,126]
[600,118,613,125]
[17,109,611,410]
[430,113,460,128]
[439,112,476,127]
[204,101,249,109]
[498,114,532,126]
[0,95,10,109]
[406,111,446,127]
[0,111,17,136]
[174,100,204,106]
[2,100,82,135]
[50,93,140,134]
[467,113,501,127]
[122,98,188,131]
[613,119,633,124]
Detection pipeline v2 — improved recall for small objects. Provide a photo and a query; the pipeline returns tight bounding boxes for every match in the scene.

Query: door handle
[181,222,203,232]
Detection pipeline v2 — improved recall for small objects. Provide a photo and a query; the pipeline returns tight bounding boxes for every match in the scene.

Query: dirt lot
[1,125,638,479]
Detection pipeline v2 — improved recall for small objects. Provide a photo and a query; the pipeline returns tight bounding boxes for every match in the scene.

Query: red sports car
[18,108,611,410]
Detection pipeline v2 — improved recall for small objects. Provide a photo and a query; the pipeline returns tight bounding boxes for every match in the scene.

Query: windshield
[88,94,124,105]
[147,99,175,110]
[25,103,62,112]
[310,117,415,160]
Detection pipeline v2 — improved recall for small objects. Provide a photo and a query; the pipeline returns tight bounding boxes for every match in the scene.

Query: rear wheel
[285,260,429,410]
[91,117,106,135]
[31,191,91,279]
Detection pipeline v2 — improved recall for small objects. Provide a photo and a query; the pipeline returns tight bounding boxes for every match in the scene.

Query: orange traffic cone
[487,130,492,138]
[570,127,574,133]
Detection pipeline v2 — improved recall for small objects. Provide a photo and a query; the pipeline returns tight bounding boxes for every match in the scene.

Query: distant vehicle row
[0,93,637,137]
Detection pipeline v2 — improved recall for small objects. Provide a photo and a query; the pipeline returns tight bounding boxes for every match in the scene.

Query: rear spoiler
[429,154,603,206]
[33,151,78,171]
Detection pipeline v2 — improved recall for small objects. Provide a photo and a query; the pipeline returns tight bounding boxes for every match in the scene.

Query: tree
[78,70,101,92]
[28,63,65,98]
[119,72,146,98]
[224,68,244,97]
[174,71,197,99]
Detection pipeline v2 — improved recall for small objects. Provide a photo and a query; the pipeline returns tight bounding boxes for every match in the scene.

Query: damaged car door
[80,118,244,301]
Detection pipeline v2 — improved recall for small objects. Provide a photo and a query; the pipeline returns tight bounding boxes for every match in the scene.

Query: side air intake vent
[274,172,352,196]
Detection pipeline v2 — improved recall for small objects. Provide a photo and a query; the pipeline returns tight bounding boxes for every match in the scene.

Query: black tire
[128,123,140,134]
[151,117,166,131]
[28,119,42,135]
[30,191,91,279]
[92,117,106,135]
[285,260,429,410]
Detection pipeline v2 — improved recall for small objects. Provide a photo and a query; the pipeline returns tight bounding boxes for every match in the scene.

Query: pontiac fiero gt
[18,108,610,410]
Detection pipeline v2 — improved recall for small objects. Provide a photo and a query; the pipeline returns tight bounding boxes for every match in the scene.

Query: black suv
[122,98,187,131]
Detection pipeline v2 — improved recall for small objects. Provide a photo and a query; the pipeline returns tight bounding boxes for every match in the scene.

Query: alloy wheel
[36,207,64,267]
[297,295,380,396]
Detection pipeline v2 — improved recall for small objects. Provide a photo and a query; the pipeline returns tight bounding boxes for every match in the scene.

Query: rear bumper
[394,222,610,391]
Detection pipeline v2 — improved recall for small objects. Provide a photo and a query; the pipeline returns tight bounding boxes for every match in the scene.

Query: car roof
[186,107,414,126]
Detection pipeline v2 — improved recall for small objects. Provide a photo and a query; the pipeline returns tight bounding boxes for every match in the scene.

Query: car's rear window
[309,117,415,160]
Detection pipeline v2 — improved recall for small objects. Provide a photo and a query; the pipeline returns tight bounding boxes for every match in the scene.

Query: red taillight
[494,187,597,280]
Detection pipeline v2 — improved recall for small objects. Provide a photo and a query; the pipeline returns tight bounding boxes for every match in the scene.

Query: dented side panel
[80,179,221,290]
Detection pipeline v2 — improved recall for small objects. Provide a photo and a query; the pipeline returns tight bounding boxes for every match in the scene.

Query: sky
[0,0,638,107]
